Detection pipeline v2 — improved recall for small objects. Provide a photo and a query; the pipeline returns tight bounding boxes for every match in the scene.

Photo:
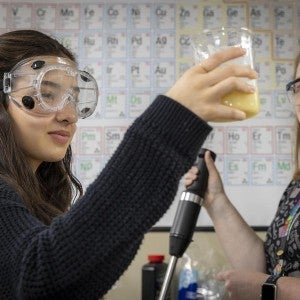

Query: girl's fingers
[211,76,257,98]
[195,47,247,74]
[207,64,258,87]
[184,166,199,186]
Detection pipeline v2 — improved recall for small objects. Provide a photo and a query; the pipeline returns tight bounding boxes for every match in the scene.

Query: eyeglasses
[1,56,99,119]
[286,78,300,103]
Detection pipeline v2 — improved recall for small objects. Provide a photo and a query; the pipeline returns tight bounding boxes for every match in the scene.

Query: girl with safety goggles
[0,29,256,299]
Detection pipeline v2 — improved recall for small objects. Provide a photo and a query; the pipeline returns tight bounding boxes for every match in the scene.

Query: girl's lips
[48,131,70,144]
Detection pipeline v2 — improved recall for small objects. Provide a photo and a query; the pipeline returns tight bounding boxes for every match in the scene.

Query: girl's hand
[184,151,226,209]
[217,269,267,300]
[183,166,198,187]
[166,47,257,122]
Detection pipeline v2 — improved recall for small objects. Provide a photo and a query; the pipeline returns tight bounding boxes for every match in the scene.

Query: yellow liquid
[213,91,260,122]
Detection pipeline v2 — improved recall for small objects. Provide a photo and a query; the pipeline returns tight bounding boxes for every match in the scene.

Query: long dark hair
[293,53,300,181]
[0,30,83,224]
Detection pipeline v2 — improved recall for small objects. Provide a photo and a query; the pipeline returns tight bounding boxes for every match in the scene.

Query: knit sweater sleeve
[0,95,212,299]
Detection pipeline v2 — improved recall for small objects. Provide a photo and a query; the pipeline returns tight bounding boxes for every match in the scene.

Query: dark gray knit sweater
[0,95,212,299]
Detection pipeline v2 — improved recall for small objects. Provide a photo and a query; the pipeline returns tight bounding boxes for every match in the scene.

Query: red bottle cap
[148,255,165,263]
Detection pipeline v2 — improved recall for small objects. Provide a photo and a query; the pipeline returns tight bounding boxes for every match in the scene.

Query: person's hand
[216,269,268,300]
[183,166,198,187]
[203,151,226,210]
[183,151,226,210]
[166,47,258,122]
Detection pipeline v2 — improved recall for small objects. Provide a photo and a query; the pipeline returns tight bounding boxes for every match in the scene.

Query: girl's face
[4,55,99,172]
[7,99,77,172]
[6,56,79,172]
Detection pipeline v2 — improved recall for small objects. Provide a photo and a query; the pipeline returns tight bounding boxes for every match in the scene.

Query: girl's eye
[41,92,59,105]
[41,93,55,102]
[42,93,54,99]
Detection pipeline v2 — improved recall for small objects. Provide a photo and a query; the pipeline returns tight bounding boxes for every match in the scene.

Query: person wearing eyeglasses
[0,29,257,299]
[184,56,300,300]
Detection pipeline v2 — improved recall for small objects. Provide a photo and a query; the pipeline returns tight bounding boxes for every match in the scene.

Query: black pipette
[158,148,216,300]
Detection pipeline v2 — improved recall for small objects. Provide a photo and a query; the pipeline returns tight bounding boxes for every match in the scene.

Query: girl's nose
[55,102,78,124]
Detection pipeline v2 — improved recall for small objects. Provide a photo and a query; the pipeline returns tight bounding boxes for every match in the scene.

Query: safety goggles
[286,78,300,103]
[1,56,99,119]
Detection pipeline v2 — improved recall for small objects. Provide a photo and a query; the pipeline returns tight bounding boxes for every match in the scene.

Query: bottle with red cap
[141,254,170,300]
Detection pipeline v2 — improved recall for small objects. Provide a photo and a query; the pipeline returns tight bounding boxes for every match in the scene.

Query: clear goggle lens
[286,78,300,104]
[3,56,99,119]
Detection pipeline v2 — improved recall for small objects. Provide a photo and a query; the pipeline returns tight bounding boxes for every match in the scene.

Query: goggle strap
[286,78,300,92]
[3,73,11,93]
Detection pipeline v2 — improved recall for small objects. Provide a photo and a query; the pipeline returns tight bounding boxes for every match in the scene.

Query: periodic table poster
[1,0,299,227]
